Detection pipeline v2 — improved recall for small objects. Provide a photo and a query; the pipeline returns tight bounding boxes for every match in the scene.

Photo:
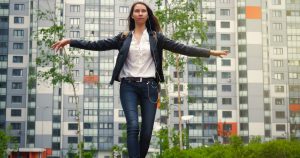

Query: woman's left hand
[209,50,229,58]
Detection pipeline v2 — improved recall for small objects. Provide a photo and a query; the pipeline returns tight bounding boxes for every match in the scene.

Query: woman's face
[132,4,148,25]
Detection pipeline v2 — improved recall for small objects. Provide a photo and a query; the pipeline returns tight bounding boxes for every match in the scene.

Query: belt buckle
[137,77,142,82]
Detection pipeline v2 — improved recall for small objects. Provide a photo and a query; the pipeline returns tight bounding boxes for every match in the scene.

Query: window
[221,34,230,41]
[52,143,60,150]
[222,85,231,92]
[0,69,7,75]
[13,29,24,37]
[238,19,246,27]
[221,47,231,53]
[84,136,93,142]
[70,18,80,25]
[174,84,183,91]
[272,0,281,5]
[272,10,282,17]
[11,123,21,130]
[276,124,285,131]
[12,69,23,76]
[240,110,248,117]
[239,71,247,78]
[222,111,232,118]
[14,17,24,24]
[119,6,129,13]
[72,57,79,64]
[273,23,282,30]
[13,43,24,49]
[119,19,127,26]
[222,98,232,105]
[173,71,183,78]
[174,111,184,117]
[223,124,232,131]
[222,59,231,66]
[68,123,78,130]
[289,73,298,79]
[220,9,230,16]
[275,98,284,105]
[0,3,9,9]
[13,56,23,63]
[238,32,246,39]
[274,73,284,80]
[72,70,79,77]
[174,97,183,104]
[220,0,230,3]
[273,35,282,42]
[69,31,80,38]
[221,22,230,28]
[70,5,80,12]
[11,109,21,116]
[119,110,125,117]
[275,111,285,119]
[99,123,113,129]
[68,137,78,144]
[0,82,6,88]
[12,136,21,143]
[274,48,283,55]
[274,60,283,67]
[240,123,248,130]
[275,85,284,93]
[14,4,25,10]
[239,58,247,65]
[67,110,76,117]
[12,82,22,89]
[288,60,300,66]
[12,96,22,103]
[287,10,300,17]
[0,95,6,101]
[221,72,231,79]
[0,42,7,48]
[68,96,79,103]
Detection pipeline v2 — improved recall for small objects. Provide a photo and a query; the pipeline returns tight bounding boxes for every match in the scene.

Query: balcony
[239,91,248,96]
[238,65,247,70]
[238,52,247,57]
[0,61,6,68]
[0,75,6,82]
[203,78,216,84]
[240,117,248,122]
[0,101,5,108]
[28,102,36,108]
[0,88,6,94]
[28,116,36,121]
[239,104,248,109]
[239,130,248,135]
[189,103,217,110]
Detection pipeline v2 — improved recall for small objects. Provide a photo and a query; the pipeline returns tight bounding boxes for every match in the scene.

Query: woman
[52,2,228,158]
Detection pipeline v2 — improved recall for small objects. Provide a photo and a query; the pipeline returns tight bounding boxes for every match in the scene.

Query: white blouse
[119,29,156,79]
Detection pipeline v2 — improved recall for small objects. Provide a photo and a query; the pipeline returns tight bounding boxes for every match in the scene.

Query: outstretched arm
[51,33,122,52]
[209,50,229,58]
[51,39,71,52]
[160,33,228,58]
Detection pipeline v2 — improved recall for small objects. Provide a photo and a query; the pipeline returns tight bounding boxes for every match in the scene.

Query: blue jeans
[120,78,158,158]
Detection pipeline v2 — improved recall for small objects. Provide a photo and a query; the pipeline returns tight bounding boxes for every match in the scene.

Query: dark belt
[122,77,155,82]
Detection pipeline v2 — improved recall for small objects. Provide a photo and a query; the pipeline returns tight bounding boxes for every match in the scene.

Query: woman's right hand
[51,39,71,52]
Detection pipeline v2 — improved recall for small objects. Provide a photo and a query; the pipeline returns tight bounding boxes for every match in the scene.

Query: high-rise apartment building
[1,0,299,158]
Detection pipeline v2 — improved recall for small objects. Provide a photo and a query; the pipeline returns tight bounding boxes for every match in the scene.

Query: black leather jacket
[70,30,211,85]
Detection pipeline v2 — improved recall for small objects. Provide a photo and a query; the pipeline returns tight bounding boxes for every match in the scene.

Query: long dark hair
[128,2,162,32]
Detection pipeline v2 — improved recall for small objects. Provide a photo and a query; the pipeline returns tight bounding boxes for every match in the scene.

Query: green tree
[111,124,128,158]
[155,0,208,150]
[0,130,10,158]
[34,8,85,158]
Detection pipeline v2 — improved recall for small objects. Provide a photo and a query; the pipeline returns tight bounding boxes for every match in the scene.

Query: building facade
[1,0,299,157]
